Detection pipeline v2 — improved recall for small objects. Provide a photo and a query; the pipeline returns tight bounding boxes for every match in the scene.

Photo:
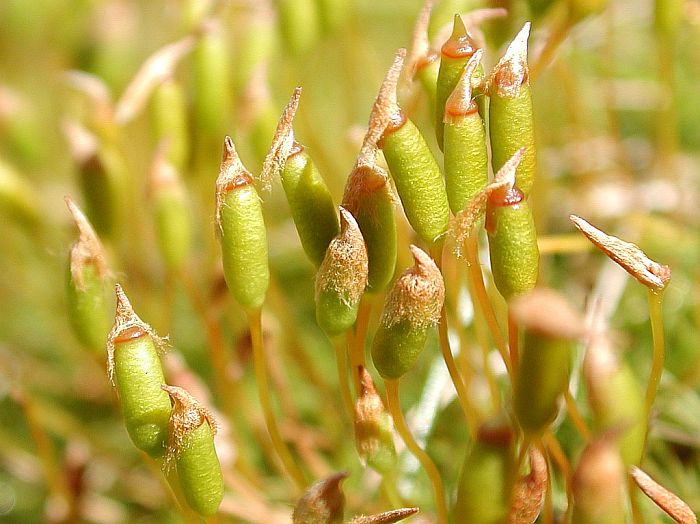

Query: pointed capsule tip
[445,49,484,117]
[451,14,468,38]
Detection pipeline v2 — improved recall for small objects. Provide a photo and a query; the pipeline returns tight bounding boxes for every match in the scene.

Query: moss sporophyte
[161,385,224,517]
[107,285,171,458]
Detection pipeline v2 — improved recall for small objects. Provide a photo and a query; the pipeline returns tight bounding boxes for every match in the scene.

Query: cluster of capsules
[63,1,684,522]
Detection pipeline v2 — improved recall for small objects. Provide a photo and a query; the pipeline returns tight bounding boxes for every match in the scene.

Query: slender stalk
[18,391,76,521]
[381,470,404,510]
[530,15,572,80]
[350,296,372,394]
[465,235,510,374]
[385,379,448,524]
[628,475,645,524]
[564,389,591,442]
[543,431,573,521]
[333,336,355,422]
[431,242,479,438]
[507,310,520,376]
[461,262,501,412]
[247,309,307,491]
[643,289,666,449]
[179,269,236,403]
[537,233,592,255]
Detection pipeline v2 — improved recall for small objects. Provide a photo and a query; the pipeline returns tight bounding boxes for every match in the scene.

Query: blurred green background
[0,0,699,522]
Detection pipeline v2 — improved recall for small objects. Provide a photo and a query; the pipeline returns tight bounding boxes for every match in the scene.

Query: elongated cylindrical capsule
[280,143,340,267]
[371,246,444,379]
[342,163,397,293]
[150,149,191,272]
[571,438,626,524]
[488,23,536,197]
[354,367,397,473]
[453,418,516,524]
[0,159,39,226]
[584,332,645,465]
[277,0,321,56]
[381,111,449,244]
[443,50,488,213]
[486,150,539,300]
[162,385,223,517]
[317,0,349,34]
[435,15,483,150]
[216,137,269,311]
[377,50,449,244]
[65,197,112,353]
[511,289,584,435]
[452,418,516,524]
[150,77,189,170]
[193,21,231,135]
[108,285,171,458]
[316,208,368,336]
[65,121,127,239]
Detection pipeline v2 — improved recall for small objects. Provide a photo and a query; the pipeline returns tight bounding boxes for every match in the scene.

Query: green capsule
[150,155,191,272]
[315,208,368,337]
[443,50,488,213]
[415,53,440,112]
[571,439,626,524]
[354,367,397,473]
[162,385,224,517]
[65,197,111,353]
[193,21,231,135]
[371,246,444,379]
[277,0,321,57]
[452,418,516,524]
[488,23,537,197]
[0,158,39,226]
[486,188,538,300]
[71,136,127,240]
[408,1,439,114]
[584,333,645,466]
[342,164,397,293]
[317,0,349,34]
[150,78,189,170]
[108,286,171,458]
[233,11,276,96]
[511,289,584,435]
[380,113,449,244]
[280,143,340,267]
[216,137,269,311]
[435,15,483,151]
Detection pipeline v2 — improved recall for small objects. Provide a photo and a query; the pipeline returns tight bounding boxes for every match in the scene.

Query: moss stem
[334,336,355,422]
[507,309,519,376]
[247,309,307,491]
[643,289,666,451]
[564,389,591,442]
[465,235,510,375]
[385,379,448,524]
[543,431,573,521]
[350,295,372,394]
[431,242,479,438]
